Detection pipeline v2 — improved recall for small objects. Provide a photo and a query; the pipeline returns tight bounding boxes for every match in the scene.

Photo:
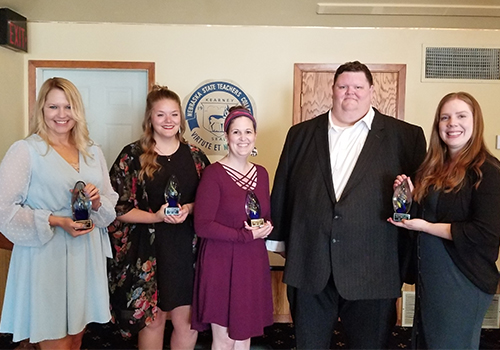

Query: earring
[250,147,258,157]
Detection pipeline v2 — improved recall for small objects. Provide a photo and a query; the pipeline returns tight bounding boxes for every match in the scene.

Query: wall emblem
[184,80,254,155]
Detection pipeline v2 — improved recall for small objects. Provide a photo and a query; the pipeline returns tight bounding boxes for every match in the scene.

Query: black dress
[145,143,200,311]
[413,189,494,349]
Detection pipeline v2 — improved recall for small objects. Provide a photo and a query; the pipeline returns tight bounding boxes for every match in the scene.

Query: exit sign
[0,8,27,52]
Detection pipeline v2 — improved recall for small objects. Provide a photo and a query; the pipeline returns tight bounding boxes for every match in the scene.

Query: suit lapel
[341,112,386,198]
[314,113,337,204]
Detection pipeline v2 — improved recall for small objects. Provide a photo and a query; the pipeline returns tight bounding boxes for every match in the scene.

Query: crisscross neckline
[220,163,257,191]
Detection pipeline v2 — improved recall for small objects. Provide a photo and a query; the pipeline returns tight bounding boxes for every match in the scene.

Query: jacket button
[332,238,339,243]
[334,215,341,220]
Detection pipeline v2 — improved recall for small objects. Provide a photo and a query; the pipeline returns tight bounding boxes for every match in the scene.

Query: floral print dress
[107,140,209,337]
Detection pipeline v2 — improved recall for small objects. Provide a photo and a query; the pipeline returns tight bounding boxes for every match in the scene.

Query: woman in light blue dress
[0,78,118,350]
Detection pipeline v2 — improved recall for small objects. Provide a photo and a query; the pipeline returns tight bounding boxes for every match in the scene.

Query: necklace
[50,141,80,171]
[69,162,80,172]
[155,145,177,162]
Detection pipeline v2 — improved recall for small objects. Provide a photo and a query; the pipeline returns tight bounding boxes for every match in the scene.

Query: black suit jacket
[270,109,426,299]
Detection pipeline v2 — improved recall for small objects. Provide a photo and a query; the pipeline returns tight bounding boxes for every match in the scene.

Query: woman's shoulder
[5,138,31,155]
[187,142,204,154]
[253,163,269,175]
[481,155,500,178]
[20,134,49,154]
[204,161,223,173]
[114,140,143,159]
[187,143,209,159]
[87,141,104,154]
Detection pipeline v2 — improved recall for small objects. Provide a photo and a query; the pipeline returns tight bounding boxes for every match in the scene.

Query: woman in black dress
[389,92,500,349]
[107,85,210,349]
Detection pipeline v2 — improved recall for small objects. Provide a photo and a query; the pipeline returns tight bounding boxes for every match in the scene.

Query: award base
[165,207,180,216]
[75,219,93,230]
[249,218,264,227]
[393,213,410,222]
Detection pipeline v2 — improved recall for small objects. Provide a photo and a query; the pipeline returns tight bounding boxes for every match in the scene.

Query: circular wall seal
[184,80,254,155]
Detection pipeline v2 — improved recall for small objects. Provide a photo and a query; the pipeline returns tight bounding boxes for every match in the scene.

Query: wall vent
[401,291,500,329]
[401,291,416,327]
[425,47,500,80]
[483,294,500,329]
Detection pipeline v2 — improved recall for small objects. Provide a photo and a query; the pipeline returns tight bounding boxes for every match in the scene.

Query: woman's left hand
[162,203,192,224]
[387,217,428,231]
[244,220,274,239]
[84,183,101,211]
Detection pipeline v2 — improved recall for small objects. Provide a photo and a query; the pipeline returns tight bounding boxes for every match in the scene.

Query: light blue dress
[0,134,118,343]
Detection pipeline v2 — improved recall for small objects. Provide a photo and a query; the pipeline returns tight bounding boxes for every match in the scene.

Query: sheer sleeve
[89,145,118,228]
[0,140,54,246]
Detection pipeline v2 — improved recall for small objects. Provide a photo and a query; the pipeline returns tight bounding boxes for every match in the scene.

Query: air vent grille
[425,47,500,80]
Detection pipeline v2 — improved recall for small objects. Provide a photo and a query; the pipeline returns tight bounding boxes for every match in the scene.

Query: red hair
[413,92,490,202]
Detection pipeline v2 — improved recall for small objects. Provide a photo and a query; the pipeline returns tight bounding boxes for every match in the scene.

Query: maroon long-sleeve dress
[192,162,274,340]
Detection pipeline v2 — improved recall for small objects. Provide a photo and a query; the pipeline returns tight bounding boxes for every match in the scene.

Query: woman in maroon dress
[192,106,274,349]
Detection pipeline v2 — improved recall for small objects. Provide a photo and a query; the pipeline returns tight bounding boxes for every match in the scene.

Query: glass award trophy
[392,178,413,222]
[71,181,93,229]
[245,191,264,227]
[164,175,181,215]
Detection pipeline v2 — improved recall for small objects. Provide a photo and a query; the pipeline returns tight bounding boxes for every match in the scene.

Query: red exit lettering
[8,21,27,50]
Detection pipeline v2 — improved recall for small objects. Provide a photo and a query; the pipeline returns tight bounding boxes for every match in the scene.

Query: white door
[36,69,148,168]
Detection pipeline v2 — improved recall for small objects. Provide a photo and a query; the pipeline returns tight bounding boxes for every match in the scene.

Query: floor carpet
[1,321,499,349]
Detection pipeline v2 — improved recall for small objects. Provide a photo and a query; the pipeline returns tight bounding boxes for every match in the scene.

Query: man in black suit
[268,61,426,349]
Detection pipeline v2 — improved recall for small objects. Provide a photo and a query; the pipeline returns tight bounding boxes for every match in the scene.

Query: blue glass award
[245,191,264,227]
[71,181,93,229]
[164,175,181,215]
[392,178,412,222]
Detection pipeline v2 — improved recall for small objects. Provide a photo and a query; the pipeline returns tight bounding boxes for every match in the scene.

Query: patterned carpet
[1,321,499,349]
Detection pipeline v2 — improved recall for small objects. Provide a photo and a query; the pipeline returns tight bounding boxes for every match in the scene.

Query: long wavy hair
[29,77,93,159]
[139,85,187,181]
[413,92,491,202]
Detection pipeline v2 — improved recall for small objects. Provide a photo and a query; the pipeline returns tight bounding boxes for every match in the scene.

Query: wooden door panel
[294,63,406,124]
[300,71,334,123]
[372,71,400,119]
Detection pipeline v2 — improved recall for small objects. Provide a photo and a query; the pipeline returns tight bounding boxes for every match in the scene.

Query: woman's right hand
[49,215,94,237]
[155,204,168,222]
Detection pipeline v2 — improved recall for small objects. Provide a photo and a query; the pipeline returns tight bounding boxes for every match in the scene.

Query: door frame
[28,60,155,122]
[293,63,407,124]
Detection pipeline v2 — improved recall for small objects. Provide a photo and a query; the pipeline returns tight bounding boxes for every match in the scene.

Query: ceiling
[1,0,500,29]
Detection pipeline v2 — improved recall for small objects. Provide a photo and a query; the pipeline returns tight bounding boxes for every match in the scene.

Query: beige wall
[0,45,24,312]
[0,48,25,155]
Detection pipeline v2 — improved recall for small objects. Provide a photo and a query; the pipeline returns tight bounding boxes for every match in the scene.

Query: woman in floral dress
[107,85,210,350]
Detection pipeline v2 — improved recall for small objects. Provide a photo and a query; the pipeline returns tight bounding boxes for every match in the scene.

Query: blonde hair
[29,77,93,159]
[139,85,187,181]
[413,92,490,202]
